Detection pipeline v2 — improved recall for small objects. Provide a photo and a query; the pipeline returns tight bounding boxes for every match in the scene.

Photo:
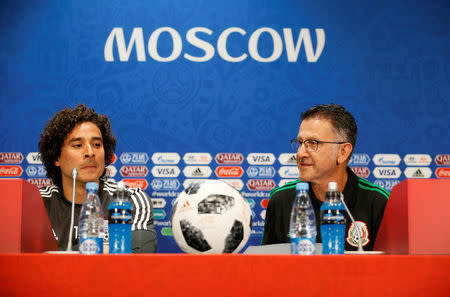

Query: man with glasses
[261,104,388,251]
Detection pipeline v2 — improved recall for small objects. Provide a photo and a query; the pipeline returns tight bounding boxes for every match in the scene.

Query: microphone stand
[340,194,364,252]
[66,168,78,252]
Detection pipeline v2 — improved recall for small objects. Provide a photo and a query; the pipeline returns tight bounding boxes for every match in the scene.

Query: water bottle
[289,182,317,255]
[108,181,133,253]
[320,182,347,254]
[78,182,104,254]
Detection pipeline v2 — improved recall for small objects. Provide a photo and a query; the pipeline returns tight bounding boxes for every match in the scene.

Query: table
[0,254,449,297]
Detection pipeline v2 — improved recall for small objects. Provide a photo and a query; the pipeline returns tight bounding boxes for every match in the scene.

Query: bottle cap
[117,181,125,190]
[296,182,309,191]
[86,182,99,192]
[328,182,338,191]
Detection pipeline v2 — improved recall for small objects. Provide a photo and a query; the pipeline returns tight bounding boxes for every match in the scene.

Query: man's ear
[337,143,353,164]
[55,158,60,167]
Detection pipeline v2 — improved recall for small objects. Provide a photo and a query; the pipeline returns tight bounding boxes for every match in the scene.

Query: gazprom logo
[151,153,180,165]
[373,154,401,166]
[349,154,370,165]
[105,27,325,63]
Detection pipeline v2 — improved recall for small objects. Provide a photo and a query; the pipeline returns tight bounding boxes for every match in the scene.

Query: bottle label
[79,237,103,254]
[291,237,315,255]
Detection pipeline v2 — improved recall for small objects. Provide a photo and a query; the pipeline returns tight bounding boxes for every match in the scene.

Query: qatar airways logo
[104,27,325,63]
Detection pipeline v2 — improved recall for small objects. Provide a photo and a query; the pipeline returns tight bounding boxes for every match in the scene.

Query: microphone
[340,193,364,252]
[66,168,78,252]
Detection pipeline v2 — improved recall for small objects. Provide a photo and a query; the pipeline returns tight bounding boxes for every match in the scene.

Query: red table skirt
[0,254,449,297]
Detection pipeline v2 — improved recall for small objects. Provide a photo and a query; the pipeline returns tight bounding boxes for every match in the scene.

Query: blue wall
[1,0,449,252]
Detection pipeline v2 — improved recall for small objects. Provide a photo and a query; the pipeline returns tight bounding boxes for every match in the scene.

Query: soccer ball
[170,180,252,254]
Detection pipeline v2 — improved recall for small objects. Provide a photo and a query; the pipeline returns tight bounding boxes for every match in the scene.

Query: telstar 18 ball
[170,180,252,254]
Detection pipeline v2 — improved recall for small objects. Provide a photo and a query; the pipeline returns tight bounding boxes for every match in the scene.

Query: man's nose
[84,144,94,158]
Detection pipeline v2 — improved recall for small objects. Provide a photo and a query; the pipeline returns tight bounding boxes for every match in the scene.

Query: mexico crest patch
[347,221,369,247]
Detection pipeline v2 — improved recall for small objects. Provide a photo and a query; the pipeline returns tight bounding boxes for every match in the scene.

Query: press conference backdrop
[0,0,449,253]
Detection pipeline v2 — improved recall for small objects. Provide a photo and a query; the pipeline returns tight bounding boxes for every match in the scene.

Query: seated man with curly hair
[38,104,157,253]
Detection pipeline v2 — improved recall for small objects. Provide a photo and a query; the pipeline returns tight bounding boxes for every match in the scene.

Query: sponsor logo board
[246,199,255,208]
[151,152,180,164]
[246,166,276,178]
[403,154,432,166]
[350,167,370,178]
[151,166,180,178]
[25,165,47,177]
[26,152,42,164]
[260,199,269,208]
[278,153,296,165]
[373,167,401,179]
[0,153,23,164]
[27,178,53,188]
[183,179,209,189]
[278,179,297,187]
[435,154,450,166]
[215,166,244,178]
[247,179,275,191]
[119,152,149,164]
[373,180,399,191]
[120,165,149,177]
[121,179,148,190]
[404,167,432,178]
[0,165,23,176]
[153,209,167,220]
[105,165,117,177]
[215,153,244,164]
[246,153,275,165]
[183,166,212,178]
[349,153,370,165]
[260,210,266,220]
[220,179,244,191]
[151,179,180,191]
[436,167,450,178]
[278,166,299,178]
[373,154,401,166]
[183,153,212,164]
[161,227,172,236]
[152,198,167,208]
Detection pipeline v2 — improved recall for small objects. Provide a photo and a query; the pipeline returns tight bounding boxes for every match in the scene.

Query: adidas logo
[412,169,424,178]
[192,167,204,176]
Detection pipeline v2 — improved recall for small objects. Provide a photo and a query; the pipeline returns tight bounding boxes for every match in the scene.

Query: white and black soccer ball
[170,180,252,254]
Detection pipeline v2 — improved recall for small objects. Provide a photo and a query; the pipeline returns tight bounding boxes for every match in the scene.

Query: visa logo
[151,166,180,177]
[247,153,275,165]
[373,167,401,179]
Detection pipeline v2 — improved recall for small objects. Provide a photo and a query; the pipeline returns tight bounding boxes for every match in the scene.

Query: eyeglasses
[290,139,346,152]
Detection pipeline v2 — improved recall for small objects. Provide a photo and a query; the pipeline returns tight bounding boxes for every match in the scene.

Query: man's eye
[72,144,82,148]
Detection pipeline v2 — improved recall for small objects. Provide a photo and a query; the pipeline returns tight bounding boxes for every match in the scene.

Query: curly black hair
[39,104,117,188]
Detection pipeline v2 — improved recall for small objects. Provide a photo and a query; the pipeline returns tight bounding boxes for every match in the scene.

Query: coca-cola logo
[120,165,148,177]
[435,154,450,166]
[27,178,53,188]
[260,199,269,208]
[0,153,23,164]
[215,166,244,178]
[215,153,244,164]
[122,179,148,190]
[435,168,450,178]
[110,154,117,164]
[350,166,370,178]
[247,179,275,191]
[0,165,23,176]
